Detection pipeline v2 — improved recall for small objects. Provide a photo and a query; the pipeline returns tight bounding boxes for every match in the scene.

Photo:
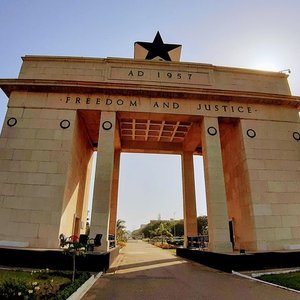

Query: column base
[208,241,233,253]
[96,239,109,252]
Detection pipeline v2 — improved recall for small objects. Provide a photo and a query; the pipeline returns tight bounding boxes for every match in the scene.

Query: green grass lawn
[0,269,71,285]
[257,271,300,291]
[0,268,90,299]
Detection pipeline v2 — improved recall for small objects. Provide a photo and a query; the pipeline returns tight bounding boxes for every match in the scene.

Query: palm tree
[154,223,172,245]
[116,219,127,242]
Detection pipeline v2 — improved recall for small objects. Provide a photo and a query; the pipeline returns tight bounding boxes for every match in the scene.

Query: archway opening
[87,152,207,241]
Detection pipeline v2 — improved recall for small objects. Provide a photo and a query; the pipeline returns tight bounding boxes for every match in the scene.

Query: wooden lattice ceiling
[119,119,192,143]
[78,111,200,153]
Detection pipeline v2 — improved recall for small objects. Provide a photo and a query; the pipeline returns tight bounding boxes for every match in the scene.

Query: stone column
[90,111,116,252]
[181,152,198,247]
[201,117,232,252]
[109,150,121,237]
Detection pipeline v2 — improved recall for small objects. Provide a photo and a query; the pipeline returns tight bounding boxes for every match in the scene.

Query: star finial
[134,32,182,62]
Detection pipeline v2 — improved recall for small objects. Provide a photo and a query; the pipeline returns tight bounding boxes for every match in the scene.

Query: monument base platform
[0,246,119,272]
[176,247,300,273]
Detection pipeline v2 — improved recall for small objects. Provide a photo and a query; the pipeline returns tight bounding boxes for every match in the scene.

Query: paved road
[82,240,299,300]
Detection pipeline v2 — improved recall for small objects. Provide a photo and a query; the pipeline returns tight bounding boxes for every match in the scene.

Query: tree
[197,216,208,235]
[131,216,208,240]
[154,223,172,245]
[132,220,161,239]
[170,220,184,237]
[60,235,86,283]
[116,219,127,242]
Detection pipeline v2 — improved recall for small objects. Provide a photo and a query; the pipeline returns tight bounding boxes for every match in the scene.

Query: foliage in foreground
[258,271,300,291]
[0,269,90,299]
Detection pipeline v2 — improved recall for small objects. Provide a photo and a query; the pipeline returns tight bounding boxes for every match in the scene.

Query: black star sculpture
[135,31,181,61]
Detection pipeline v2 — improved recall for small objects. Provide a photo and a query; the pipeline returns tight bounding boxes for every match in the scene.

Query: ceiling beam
[121,140,183,154]
[183,122,202,153]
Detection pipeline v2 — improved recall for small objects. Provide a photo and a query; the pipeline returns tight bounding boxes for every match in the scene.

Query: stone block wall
[18,56,291,96]
[241,118,300,251]
[0,93,79,248]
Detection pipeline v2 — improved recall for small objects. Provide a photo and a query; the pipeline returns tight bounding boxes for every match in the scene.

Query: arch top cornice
[0,55,299,108]
[0,78,299,108]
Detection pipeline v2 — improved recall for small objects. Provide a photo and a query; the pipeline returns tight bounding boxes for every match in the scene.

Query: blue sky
[1,1,300,231]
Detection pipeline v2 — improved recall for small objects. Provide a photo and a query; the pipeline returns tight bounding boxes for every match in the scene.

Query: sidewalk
[82,240,299,300]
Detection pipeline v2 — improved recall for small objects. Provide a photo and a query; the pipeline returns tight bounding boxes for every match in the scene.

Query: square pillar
[0,106,81,249]
[202,117,232,252]
[90,111,117,252]
[109,150,121,237]
[181,152,198,247]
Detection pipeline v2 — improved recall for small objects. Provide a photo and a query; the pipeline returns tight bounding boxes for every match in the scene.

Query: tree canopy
[131,216,208,239]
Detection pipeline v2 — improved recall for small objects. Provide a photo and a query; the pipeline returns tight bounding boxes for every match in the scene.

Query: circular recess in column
[60,119,70,129]
[7,117,17,127]
[293,131,300,141]
[207,126,217,136]
[247,129,256,138]
[102,121,113,131]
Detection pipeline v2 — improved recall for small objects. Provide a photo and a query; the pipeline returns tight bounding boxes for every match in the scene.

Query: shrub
[0,279,27,299]
[0,277,60,299]
[117,241,126,248]
[153,242,176,249]
[53,272,90,300]
[0,270,90,300]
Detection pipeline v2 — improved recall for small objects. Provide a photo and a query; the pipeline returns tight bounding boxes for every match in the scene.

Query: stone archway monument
[0,33,299,253]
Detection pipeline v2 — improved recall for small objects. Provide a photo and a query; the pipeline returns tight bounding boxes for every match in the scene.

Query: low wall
[177,248,300,273]
[0,247,120,272]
